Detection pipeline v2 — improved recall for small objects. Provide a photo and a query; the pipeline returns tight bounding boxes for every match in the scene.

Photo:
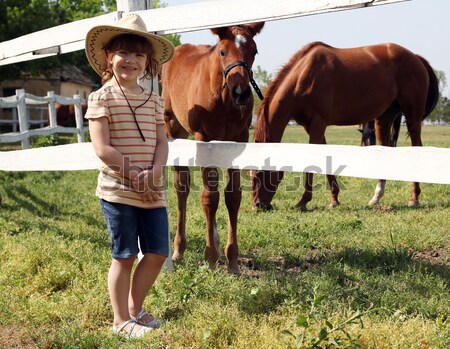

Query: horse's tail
[391,114,402,147]
[416,55,439,120]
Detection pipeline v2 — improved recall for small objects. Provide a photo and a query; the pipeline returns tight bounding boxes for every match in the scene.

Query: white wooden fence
[0,0,408,66]
[2,0,448,187]
[0,89,85,149]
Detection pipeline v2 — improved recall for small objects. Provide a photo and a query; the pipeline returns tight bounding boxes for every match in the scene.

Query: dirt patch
[238,248,333,277]
[0,325,36,349]
[412,245,450,266]
[373,204,395,213]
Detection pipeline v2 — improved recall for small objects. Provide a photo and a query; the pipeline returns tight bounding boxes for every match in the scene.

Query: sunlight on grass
[0,126,449,348]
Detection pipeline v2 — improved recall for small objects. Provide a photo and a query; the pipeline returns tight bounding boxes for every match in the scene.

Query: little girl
[84,14,174,338]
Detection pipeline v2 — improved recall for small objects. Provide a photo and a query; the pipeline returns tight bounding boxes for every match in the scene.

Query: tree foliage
[428,70,449,124]
[0,0,180,84]
[252,65,273,115]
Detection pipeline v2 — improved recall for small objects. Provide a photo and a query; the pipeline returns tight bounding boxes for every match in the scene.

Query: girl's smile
[108,49,148,88]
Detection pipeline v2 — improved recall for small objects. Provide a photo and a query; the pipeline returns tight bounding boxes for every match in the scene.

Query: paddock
[0,0,449,347]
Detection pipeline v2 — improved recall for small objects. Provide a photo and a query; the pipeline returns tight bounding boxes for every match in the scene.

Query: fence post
[16,89,30,149]
[47,91,57,128]
[12,108,18,133]
[73,95,84,143]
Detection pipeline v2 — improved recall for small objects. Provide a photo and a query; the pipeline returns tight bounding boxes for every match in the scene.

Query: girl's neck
[111,77,143,95]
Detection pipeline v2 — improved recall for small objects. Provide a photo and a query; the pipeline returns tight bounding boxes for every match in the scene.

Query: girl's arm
[132,124,168,202]
[89,117,140,178]
[151,123,169,181]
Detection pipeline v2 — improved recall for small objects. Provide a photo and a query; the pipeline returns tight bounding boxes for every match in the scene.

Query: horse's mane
[253,42,329,142]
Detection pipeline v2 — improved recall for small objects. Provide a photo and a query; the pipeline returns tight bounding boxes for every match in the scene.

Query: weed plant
[0,125,449,348]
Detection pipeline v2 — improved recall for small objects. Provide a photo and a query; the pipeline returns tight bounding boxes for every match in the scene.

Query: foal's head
[211,22,264,106]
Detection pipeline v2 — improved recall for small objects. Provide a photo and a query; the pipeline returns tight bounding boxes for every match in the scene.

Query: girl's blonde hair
[101,34,160,85]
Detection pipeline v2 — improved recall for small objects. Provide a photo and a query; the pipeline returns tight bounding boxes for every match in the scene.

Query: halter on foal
[162,22,264,274]
[251,42,438,210]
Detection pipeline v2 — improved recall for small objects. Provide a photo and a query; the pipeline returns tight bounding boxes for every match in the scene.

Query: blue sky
[165,0,450,96]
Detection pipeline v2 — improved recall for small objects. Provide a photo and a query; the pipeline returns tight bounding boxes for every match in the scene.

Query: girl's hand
[131,170,164,202]
[139,188,163,203]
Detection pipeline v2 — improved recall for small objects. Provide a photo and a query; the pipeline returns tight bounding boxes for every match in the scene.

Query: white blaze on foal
[235,34,247,49]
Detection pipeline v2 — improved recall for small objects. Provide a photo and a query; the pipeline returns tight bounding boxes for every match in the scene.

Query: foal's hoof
[172,251,183,263]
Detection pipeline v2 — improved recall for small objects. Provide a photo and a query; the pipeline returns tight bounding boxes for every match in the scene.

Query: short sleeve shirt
[85,84,166,208]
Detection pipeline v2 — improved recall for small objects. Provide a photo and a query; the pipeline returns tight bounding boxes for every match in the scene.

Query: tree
[0,0,180,84]
[440,96,450,123]
[252,65,273,115]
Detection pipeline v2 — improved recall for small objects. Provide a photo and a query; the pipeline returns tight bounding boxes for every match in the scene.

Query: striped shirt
[85,84,166,209]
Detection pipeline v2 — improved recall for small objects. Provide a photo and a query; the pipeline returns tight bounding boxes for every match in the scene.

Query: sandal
[112,319,153,338]
[130,309,162,329]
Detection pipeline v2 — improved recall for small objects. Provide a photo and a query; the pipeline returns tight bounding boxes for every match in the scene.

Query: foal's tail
[416,55,439,120]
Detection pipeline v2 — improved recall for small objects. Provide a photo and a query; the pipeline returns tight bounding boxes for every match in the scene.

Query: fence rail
[0,89,85,149]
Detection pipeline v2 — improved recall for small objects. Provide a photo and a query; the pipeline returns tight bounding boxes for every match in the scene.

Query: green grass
[0,126,449,348]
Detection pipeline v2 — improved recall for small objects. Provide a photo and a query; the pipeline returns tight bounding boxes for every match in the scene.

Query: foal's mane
[253,41,328,142]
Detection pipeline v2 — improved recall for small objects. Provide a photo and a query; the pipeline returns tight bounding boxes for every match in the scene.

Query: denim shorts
[100,199,169,259]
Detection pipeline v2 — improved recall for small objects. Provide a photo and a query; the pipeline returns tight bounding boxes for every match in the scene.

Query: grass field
[0,125,449,349]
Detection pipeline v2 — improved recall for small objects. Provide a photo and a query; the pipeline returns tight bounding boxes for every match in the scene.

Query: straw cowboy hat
[85,14,174,76]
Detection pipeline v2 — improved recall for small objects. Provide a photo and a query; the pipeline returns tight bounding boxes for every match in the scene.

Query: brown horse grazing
[162,22,264,274]
[251,42,438,211]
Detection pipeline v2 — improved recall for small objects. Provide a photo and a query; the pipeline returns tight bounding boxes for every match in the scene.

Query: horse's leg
[322,135,340,208]
[405,117,423,207]
[296,172,313,211]
[201,167,221,269]
[224,169,241,274]
[297,123,337,210]
[172,166,190,262]
[368,116,395,206]
[368,180,386,206]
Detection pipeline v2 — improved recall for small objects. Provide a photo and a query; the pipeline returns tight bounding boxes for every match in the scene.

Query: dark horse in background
[359,115,402,147]
[359,114,401,205]
[251,41,438,211]
[162,22,264,274]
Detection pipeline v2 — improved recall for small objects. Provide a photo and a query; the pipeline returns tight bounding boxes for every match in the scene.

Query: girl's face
[108,49,148,85]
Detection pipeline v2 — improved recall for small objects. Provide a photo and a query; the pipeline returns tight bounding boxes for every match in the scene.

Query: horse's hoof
[329,201,339,209]
[228,263,241,275]
[255,202,273,211]
[408,200,419,208]
[295,204,308,212]
[368,199,379,207]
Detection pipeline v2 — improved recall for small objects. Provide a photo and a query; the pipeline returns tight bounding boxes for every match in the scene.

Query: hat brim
[85,25,174,76]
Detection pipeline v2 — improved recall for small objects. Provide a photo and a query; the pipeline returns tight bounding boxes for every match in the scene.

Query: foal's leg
[172,166,190,262]
[201,167,221,269]
[224,169,242,274]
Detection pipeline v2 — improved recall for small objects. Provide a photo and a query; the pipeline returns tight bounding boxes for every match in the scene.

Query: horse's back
[285,42,429,124]
[162,44,212,88]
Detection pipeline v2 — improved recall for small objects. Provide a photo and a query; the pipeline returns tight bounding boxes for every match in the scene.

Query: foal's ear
[210,26,229,39]
[246,22,265,36]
